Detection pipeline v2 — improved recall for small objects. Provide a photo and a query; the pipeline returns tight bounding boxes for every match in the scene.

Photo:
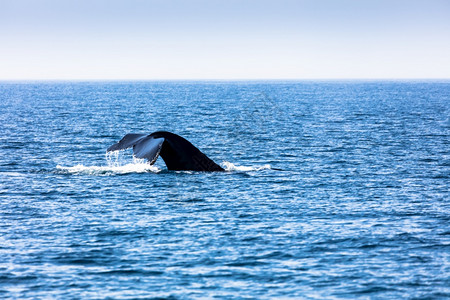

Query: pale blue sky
[1,0,449,80]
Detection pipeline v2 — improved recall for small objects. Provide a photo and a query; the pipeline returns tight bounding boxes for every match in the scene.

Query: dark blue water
[0,81,449,299]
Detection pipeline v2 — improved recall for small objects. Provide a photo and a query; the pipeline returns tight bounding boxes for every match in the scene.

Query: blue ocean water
[0,81,449,299]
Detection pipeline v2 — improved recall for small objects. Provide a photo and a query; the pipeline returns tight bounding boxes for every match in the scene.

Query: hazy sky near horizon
[1,0,449,80]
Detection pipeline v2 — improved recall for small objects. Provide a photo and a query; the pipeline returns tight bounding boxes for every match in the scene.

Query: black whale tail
[107,131,224,172]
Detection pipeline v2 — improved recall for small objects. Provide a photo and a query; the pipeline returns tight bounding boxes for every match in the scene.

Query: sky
[0,0,449,80]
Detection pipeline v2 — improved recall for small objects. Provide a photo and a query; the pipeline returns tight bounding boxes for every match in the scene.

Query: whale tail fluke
[107,131,224,172]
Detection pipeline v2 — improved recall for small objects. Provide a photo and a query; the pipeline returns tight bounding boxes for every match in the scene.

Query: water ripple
[0,81,449,299]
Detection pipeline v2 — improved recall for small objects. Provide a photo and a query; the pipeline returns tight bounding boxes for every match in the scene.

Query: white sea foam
[56,150,160,175]
[221,161,271,172]
[56,163,160,175]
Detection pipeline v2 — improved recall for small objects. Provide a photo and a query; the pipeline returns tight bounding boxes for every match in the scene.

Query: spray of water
[56,150,160,175]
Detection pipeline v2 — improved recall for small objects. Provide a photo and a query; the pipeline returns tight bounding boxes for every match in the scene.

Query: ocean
[0,81,449,299]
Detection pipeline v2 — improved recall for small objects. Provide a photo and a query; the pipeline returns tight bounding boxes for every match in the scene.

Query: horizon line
[1,78,449,83]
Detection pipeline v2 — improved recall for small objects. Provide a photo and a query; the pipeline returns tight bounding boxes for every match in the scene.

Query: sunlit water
[0,81,449,299]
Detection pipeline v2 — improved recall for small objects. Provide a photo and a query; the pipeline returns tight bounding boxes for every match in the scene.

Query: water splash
[56,150,160,175]
[105,150,147,167]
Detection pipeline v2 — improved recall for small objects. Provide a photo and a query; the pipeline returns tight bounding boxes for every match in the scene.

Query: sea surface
[0,81,449,299]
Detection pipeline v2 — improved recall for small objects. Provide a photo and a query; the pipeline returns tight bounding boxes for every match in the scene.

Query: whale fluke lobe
[106,134,148,152]
[107,131,224,172]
